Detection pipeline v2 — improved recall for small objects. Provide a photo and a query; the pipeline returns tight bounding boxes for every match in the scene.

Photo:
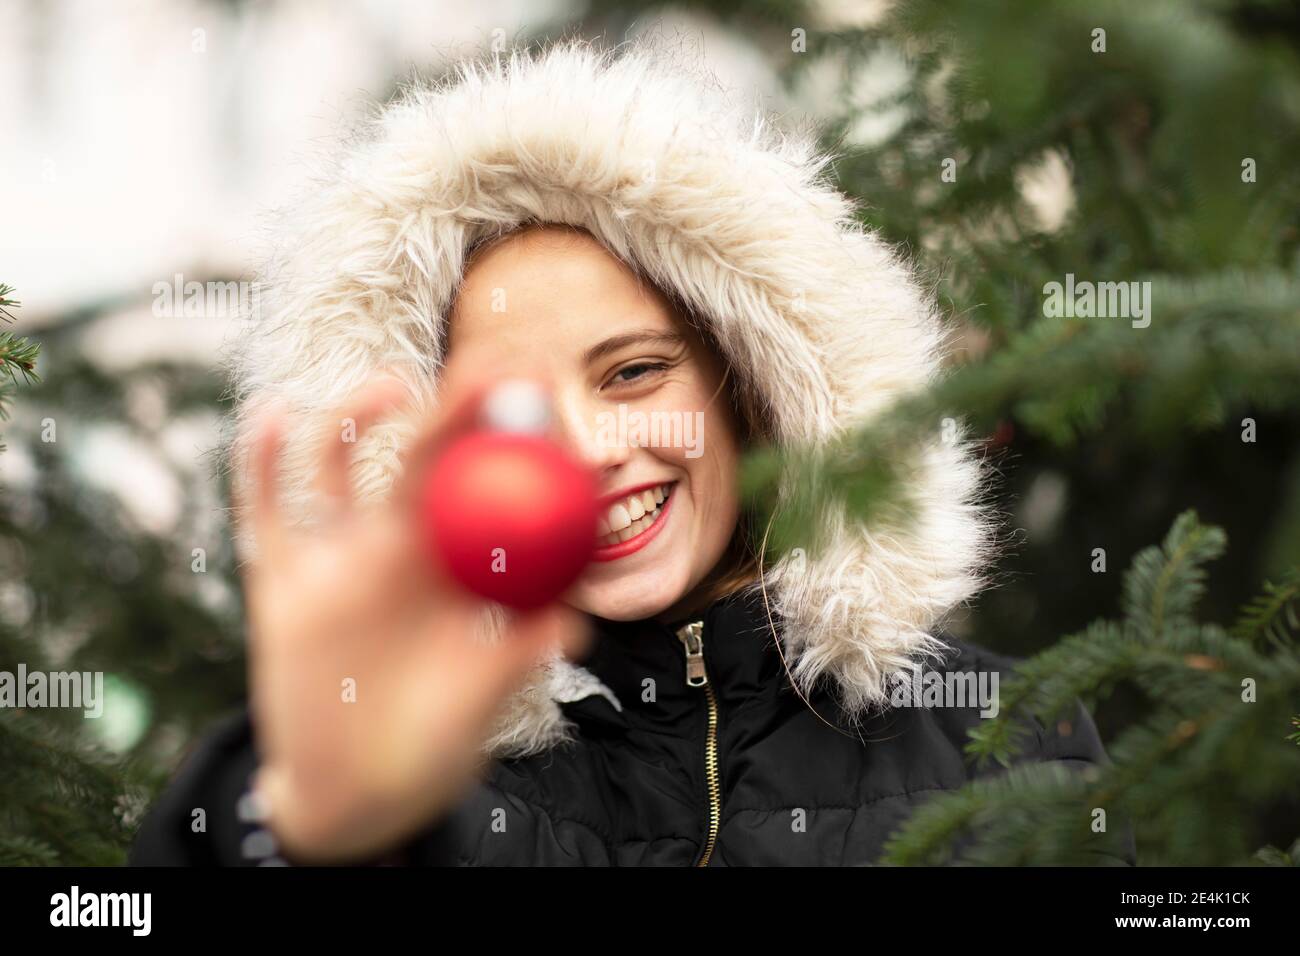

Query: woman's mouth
[592,482,676,562]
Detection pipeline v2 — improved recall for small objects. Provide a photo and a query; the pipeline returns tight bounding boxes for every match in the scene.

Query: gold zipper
[676,619,720,867]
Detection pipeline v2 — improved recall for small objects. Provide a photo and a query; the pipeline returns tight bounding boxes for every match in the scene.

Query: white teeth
[608,503,631,532]
[596,483,673,547]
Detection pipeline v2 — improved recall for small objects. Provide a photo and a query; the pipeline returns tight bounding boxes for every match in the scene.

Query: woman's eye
[610,362,667,385]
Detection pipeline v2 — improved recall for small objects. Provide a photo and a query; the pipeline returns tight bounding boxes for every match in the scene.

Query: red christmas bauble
[418,431,599,611]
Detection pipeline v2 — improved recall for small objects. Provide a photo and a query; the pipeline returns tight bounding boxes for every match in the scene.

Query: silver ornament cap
[480,378,552,435]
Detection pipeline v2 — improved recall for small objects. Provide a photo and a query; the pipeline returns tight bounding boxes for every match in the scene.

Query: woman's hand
[239,374,590,863]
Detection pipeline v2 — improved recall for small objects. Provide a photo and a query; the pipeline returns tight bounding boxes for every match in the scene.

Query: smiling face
[446,225,744,622]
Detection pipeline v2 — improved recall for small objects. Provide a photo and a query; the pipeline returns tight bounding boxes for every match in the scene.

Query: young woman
[131,39,1131,866]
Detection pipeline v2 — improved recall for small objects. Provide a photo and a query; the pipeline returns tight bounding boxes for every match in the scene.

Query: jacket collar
[561,589,789,730]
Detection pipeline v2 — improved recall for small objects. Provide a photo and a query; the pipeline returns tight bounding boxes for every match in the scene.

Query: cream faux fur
[224,36,992,756]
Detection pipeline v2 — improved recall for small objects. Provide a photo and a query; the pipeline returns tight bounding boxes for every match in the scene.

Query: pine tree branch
[1232,567,1300,649]
[885,512,1300,864]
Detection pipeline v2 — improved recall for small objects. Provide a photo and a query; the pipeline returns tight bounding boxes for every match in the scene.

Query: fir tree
[723,0,1300,864]
[877,512,1300,865]
[0,288,130,865]
[0,284,39,454]
[0,286,241,864]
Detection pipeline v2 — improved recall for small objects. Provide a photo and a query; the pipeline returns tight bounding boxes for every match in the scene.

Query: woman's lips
[591,484,676,562]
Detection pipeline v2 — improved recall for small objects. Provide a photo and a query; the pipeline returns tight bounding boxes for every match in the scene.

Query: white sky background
[2,0,582,324]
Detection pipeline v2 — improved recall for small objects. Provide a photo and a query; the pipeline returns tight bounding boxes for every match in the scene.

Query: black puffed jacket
[130,590,1134,866]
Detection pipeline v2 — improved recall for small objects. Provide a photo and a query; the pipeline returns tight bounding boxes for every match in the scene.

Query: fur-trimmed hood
[226,36,991,757]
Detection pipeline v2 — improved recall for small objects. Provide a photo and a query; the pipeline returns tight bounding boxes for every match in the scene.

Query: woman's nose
[549,391,630,473]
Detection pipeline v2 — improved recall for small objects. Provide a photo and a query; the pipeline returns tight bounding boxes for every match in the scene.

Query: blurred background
[2,0,1298,864]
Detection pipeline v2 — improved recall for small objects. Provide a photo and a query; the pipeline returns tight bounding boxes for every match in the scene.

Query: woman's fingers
[391,376,498,513]
[315,375,411,513]
[244,401,290,567]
